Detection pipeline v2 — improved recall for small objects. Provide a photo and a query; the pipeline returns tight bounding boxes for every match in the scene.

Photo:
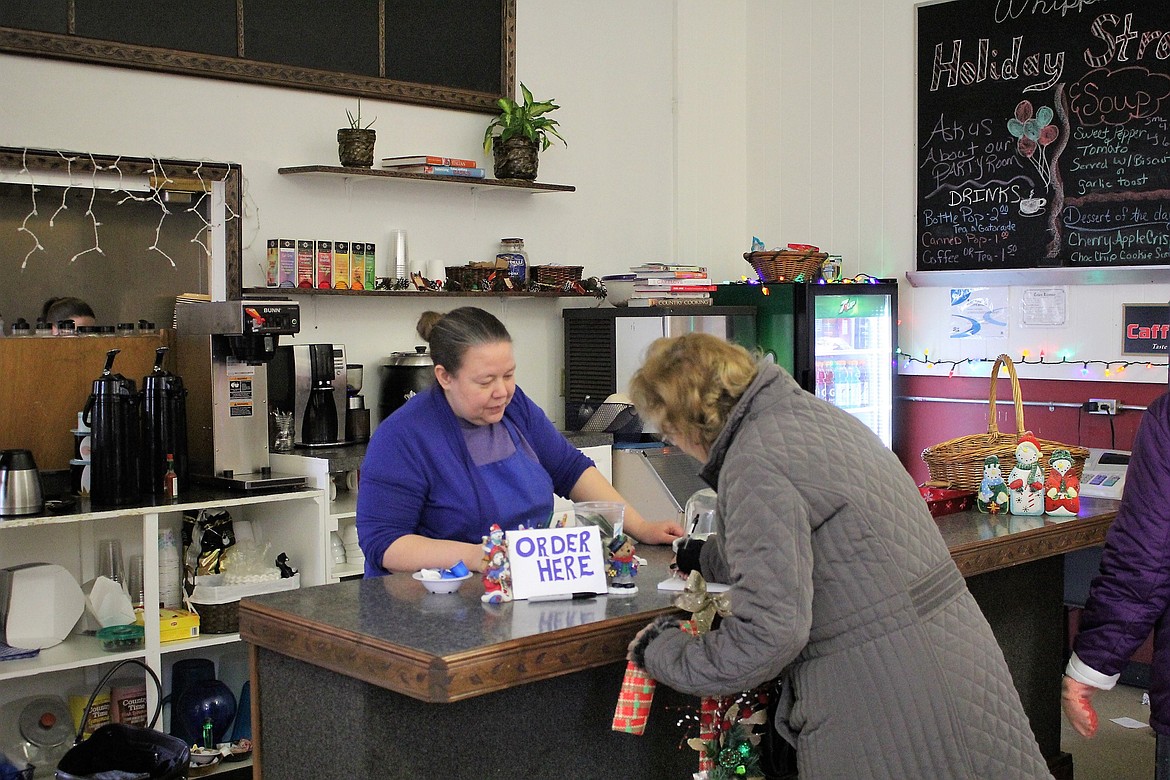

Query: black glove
[627,614,685,668]
[675,538,705,575]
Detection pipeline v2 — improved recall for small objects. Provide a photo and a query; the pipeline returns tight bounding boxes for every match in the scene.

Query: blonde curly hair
[629,333,758,451]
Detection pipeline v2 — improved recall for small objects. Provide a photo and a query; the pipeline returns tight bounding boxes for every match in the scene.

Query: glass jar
[496,238,527,286]
[10,317,31,337]
[34,321,53,337]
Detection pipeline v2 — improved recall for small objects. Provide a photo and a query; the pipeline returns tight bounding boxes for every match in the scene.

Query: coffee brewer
[267,344,349,448]
[174,300,306,490]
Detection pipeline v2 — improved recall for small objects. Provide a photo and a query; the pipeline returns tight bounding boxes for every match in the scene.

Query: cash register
[1079,448,1131,500]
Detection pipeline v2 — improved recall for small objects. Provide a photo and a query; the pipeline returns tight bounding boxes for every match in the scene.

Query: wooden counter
[240,499,1120,779]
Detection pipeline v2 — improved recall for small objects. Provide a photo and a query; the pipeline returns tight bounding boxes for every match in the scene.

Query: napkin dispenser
[0,563,86,650]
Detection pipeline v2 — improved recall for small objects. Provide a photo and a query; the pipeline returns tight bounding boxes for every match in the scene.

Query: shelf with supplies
[271,451,366,583]
[242,286,582,299]
[277,165,575,193]
[0,486,325,774]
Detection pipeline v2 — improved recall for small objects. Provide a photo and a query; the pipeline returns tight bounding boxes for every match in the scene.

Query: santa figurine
[481,524,513,603]
[1007,433,1045,516]
[1044,448,1080,516]
[977,455,1011,514]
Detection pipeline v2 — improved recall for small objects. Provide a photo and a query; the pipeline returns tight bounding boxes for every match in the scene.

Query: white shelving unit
[0,488,325,776]
[271,453,362,582]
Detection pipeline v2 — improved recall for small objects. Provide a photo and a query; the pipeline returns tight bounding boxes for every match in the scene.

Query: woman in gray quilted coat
[626,334,1049,779]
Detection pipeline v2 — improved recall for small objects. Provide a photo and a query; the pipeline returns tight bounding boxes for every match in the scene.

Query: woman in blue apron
[356,307,684,576]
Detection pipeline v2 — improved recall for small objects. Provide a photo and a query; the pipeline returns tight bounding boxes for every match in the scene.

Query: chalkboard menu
[0,0,513,113]
[917,0,1170,272]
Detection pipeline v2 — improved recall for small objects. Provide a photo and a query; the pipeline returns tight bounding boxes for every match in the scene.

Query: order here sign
[506,526,608,601]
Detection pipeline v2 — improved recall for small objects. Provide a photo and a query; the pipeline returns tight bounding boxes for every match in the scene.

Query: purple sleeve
[1074,392,1170,676]
[355,413,431,576]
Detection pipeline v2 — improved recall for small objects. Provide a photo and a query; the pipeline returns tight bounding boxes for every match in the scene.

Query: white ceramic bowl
[412,571,472,594]
[602,278,635,306]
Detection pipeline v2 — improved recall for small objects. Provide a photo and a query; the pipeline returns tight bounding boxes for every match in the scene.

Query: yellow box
[157,608,200,643]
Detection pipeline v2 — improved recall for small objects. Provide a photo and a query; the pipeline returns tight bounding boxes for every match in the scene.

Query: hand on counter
[625,516,685,545]
[1061,675,1101,738]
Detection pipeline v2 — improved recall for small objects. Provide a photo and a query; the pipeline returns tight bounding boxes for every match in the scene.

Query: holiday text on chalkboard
[917,0,1170,272]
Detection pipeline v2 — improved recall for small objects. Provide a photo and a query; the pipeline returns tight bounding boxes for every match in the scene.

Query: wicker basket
[745,250,828,283]
[921,354,1089,492]
[190,600,238,634]
[531,265,583,286]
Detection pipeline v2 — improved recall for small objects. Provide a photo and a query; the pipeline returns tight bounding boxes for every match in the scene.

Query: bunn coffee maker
[175,300,306,490]
[267,344,349,448]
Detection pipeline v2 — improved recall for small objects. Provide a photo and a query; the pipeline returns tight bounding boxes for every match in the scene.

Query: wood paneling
[0,332,173,470]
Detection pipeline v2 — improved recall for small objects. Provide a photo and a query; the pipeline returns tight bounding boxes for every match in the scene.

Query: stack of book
[627,263,714,306]
[380,155,485,179]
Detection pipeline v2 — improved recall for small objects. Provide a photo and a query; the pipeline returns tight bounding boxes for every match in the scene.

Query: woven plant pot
[493,136,539,180]
[338,128,376,168]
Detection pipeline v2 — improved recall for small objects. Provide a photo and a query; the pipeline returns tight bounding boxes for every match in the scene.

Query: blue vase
[176,679,237,746]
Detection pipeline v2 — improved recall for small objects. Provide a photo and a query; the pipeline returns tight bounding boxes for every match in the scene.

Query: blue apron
[481,419,554,533]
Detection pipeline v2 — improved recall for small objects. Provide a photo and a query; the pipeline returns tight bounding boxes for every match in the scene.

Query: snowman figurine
[977,455,1011,514]
[1007,433,1045,516]
[1044,448,1080,516]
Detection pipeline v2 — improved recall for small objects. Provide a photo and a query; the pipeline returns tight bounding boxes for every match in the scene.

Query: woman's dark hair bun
[416,311,443,342]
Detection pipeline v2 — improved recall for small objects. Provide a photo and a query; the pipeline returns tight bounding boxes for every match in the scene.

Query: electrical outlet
[1088,398,1118,415]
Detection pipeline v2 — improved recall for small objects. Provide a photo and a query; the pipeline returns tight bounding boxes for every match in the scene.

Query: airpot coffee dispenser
[175,300,305,491]
[83,349,141,506]
[140,346,189,496]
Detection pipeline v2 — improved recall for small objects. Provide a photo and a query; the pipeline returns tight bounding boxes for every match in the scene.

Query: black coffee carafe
[140,347,189,496]
[83,349,140,506]
[302,345,339,444]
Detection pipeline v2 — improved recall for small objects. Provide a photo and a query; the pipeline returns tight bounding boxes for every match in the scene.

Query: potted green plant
[482,83,566,180]
[338,99,377,168]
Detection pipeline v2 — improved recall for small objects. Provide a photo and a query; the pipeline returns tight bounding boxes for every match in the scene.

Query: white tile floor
[1062,684,1155,780]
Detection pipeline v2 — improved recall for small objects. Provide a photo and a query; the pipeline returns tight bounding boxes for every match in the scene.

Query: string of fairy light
[15,147,239,269]
[896,348,1170,378]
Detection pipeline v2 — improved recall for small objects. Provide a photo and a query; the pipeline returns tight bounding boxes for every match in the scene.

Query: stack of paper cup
[158,528,182,609]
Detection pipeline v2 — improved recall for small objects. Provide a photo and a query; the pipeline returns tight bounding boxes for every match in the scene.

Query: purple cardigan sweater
[1072,391,1170,733]
[355,383,592,577]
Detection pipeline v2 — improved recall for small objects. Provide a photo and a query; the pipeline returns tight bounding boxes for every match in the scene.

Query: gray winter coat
[641,364,1049,779]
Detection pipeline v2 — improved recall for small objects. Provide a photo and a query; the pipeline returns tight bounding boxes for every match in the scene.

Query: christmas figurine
[1007,433,1045,516]
[1044,448,1080,516]
[977,455,1011,514]
[606,533,639,595]
[480,523,512,603]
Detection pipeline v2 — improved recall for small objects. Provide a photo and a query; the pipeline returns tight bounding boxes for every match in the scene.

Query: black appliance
[378,347,436,424]
[139,347,189,496]
[82,349,140,506]
[268,344,348,448]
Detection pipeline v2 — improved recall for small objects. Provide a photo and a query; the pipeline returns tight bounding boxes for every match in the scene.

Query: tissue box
[155,609,200,643]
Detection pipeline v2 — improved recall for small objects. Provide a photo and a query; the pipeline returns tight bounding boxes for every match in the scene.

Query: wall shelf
[277,165,575,193]
[242,286,598,299]
[906,266,1170,288]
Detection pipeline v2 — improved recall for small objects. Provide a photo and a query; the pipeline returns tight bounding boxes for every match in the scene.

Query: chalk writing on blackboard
[917,0,1170,272]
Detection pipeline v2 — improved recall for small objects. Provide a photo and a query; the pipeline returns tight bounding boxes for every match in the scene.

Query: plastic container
[96,624,145,652]
[189,573,301,634]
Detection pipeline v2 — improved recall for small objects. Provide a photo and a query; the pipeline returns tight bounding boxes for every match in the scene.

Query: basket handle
[987,354,1026,436]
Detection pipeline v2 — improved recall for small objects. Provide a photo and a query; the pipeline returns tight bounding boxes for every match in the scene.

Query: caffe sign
[1122,304,1170,355]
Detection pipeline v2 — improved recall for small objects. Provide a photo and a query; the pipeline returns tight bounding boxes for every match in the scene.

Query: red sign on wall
[1123,304,1170,355]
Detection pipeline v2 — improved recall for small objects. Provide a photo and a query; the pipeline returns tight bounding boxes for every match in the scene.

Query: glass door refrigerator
[712,281,899,448]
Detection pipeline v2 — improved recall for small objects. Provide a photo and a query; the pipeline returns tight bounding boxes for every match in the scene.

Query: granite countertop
[239,498,1121,704]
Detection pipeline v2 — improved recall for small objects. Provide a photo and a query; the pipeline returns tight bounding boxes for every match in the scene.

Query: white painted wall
[4,0,1165,433]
